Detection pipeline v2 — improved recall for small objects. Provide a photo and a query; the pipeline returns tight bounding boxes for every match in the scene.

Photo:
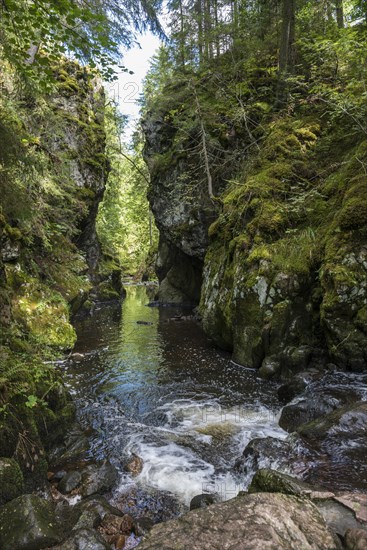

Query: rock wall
[142,111,224,304]
[0,60,113,493]
[200,120,367,375]
[144,88,367,374]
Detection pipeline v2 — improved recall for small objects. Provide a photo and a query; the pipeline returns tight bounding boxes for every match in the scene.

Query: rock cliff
[143,77,367,375]
[0,60,115,492]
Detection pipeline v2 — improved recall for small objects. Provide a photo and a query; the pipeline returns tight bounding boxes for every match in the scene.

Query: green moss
[247,201,286,236]
[0,458,24,505]
[12,280,76,349]
[339,197,367,230]
[356,306,367,332]
[4,225,22,241]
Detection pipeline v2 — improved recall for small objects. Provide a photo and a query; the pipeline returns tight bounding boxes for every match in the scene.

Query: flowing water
[62,284,287,507]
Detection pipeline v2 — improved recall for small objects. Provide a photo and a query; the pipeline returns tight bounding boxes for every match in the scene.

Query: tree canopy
[0,0,163,81]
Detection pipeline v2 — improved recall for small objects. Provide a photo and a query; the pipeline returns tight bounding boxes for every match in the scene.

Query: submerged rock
[0,494,62,550]
[137,492,340,549]
[115,486,184,523]
[134,516,154,536]
[298,401,367,491]
[124,453,144,477]
[298,400,367,441]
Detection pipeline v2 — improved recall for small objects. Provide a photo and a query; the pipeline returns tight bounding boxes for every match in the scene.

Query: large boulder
[136,492,340,549]
[0,494,62,550]
[248,469,367,540]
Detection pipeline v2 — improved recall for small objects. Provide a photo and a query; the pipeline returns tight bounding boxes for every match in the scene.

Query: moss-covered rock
[0,494,62,550]
[248,468,313,496]
[0,458,24,505]
[199,117,367,374]
[0,58,109,493]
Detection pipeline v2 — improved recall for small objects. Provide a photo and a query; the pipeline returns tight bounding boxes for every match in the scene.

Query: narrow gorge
[1,1,367,549]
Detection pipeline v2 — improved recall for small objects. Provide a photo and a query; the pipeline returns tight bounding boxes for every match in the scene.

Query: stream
[61,284,367,520]
[62,284,287,509]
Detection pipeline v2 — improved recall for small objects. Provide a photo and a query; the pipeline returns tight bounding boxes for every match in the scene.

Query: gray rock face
[1,238,20,262]
[80,460,118,497]
[155,237,204,304]
[137,493,340,550]
[143,112,220,304]
[50,74,107,282]
[59,470,82,494]
[0,494,62,550]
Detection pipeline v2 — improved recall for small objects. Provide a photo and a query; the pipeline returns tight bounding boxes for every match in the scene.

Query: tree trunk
[277,0,295,105]
[335,0,344,28]
[214,0,220,57]
[196,0,204,65]
[179,0,185,66]
[279,0,295,74]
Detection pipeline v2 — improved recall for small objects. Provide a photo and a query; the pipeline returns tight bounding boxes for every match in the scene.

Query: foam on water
[116,397,287,505]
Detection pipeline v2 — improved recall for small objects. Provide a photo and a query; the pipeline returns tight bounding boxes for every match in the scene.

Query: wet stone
[190,493,219,511]
[58,470,82,494]
[134,516,154,536]
[76,495,123,522]
[124,453,144,477]
[279,387,361,433]
[80,460,118,497]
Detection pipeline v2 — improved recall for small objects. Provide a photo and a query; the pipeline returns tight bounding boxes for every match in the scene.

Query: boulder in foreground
[137,492,340,550]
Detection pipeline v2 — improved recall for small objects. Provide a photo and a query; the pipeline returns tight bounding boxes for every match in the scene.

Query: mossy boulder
[0,458,24,505]
[248,468,313,496]
[0,494,62,550]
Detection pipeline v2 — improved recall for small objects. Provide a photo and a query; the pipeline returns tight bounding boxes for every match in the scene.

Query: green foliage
[0,0,163,85]
[97,106,158,275]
